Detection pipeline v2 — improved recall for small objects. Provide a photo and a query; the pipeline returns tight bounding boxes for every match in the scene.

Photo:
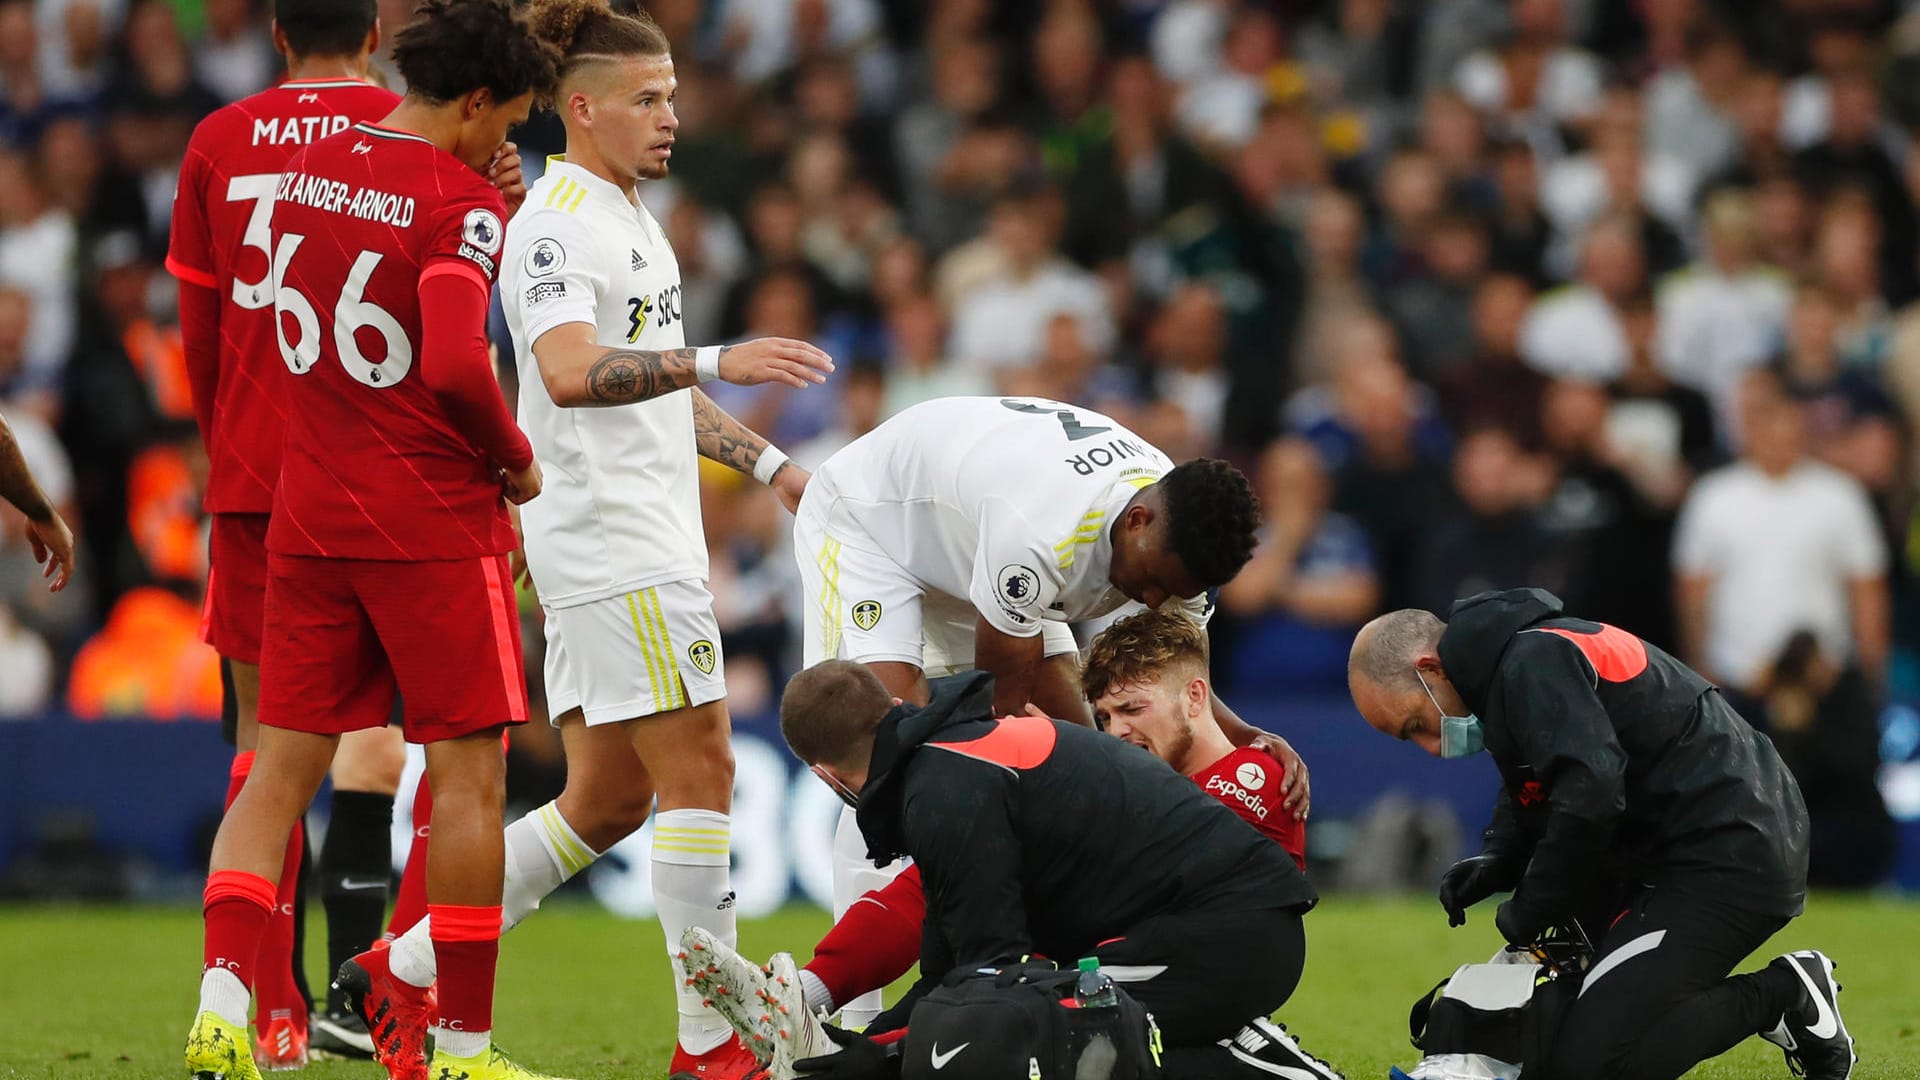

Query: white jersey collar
[542,155,639,213]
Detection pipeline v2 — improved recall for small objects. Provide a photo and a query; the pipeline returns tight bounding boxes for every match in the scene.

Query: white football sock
[387,801,601,988]
[653,808,735,1055]
[799,968,835,1017]
[831,805,905,1029]
[198,968,250,1028]
[434,1026,490,1059]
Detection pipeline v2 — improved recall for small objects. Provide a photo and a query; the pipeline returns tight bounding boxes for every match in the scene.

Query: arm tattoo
[0,415,53,521]
[691,388,776,477]
[583,346,696,405]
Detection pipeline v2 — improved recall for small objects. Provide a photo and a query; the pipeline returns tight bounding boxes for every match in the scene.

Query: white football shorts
[543,577,726,726]
[794,478,1076,675]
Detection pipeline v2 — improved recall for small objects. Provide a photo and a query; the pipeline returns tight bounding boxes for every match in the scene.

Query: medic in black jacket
[778,661,1330,1080]
[1348,588,1857,1080]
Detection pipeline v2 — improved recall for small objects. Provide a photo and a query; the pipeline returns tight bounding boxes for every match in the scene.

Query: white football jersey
[811,396,1209,636]
[503,159,705,609]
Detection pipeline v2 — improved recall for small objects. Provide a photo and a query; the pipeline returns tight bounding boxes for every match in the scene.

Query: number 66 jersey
[263,123,519,561]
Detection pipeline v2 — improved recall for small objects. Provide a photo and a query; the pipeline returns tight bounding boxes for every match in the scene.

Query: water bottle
[1074,956,1119,1009]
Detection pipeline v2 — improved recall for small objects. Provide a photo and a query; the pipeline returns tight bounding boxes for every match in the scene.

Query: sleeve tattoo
[582,344,730,405]
[691,389,779,478]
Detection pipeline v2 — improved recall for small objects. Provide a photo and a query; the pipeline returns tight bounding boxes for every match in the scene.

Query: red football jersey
[1192,746,1306,869]
[166,78,400,514]
[264,122,515,561]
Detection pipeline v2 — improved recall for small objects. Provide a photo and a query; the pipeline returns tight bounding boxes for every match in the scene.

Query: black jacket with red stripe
[854,671,1316,1015]
[1440,588,1809,940]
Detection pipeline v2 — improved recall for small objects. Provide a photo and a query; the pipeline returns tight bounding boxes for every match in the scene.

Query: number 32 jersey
[501,158,705,610]
[811,396,1208,636]
[265,123,515,561]
[166,78,399,514]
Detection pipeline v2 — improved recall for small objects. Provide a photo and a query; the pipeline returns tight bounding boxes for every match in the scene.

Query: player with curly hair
[789,394,1303,1026]
[181,2,565,1078]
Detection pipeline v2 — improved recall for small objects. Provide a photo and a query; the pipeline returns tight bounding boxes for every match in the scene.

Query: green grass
[0,896,1914,1078]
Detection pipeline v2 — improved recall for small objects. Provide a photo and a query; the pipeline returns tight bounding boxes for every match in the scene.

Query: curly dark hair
[390,0,559,106]
[1159,457,1260,589]
[272,0,376,58]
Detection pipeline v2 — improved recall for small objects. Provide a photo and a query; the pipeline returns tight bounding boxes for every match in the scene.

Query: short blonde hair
[1081,609,1209,703]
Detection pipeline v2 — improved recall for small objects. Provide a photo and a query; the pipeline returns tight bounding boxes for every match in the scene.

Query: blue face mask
[1416,669,1485,758]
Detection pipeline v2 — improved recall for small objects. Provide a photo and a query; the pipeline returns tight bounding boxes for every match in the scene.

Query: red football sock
[224,751,255,810]
[387,781,432,938]
[430,903,501,1036]
[204,869,276,989]
[253,818,307,1032]
[806,866,926,1007]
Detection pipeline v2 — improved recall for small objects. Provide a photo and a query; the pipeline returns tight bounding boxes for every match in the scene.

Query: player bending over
[683,608,1322,1079]
[793,395,1306,1024]
[183,4,563,1079]
[335,3,831,1078]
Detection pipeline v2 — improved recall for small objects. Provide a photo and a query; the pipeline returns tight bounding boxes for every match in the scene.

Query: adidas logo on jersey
[631,250,647,271]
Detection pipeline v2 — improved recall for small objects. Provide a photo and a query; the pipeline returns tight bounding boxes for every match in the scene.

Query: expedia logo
[689,639,716,675]
[852,600,882,631]
[1206,775,1270,821]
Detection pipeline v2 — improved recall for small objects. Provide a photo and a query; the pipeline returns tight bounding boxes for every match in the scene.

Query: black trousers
[1544,887,1801,1080]
[1094,906,1306,1079]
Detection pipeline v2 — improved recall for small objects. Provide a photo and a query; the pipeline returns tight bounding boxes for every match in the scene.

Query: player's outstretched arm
[0,414,74,592]
[690,389,808,510]
[534,324,834,408]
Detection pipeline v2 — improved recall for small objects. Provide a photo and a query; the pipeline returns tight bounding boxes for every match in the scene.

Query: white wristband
[753,446,790,485]
[694,345,723,383]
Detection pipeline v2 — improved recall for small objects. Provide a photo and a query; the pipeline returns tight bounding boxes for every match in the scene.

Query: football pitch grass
[0,895,1914,1079]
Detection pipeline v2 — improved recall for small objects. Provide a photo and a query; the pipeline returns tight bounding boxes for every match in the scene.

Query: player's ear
[270,19,290,60]
[465,87,493,122]
[363,22,380,59]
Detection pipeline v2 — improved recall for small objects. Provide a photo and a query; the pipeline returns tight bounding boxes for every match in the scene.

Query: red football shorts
[204,513,271,664]
[259,553,529,743]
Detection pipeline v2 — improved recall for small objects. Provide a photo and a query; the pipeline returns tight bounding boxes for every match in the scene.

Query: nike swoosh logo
[931,1042,969,1069]
[1791,956,1840,1040]
[338,879,387,891]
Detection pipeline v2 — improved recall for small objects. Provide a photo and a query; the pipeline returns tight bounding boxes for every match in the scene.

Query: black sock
[320,789,394,1015]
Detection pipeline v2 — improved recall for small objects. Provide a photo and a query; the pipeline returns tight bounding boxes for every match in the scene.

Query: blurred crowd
[0,0,1913,867]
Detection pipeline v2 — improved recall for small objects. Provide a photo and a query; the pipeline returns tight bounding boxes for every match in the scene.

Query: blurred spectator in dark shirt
[1778,281,1904,509]
[1538,377,1685,650]
[1487,137,1552,285]
[1437,271,1547,446]
[1220,437,1380,690]
[1795,67,1916,305]
[1607,289,1722,480]
[1412,423,1572,615]
[1386,208,1488,380]
[1813,194,1894,370]
[1761,630,1896,889]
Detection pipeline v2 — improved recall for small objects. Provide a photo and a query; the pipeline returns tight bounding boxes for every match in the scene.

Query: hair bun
[527,0,608,53]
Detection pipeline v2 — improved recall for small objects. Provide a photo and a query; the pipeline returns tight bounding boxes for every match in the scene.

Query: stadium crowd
[0,0,1908,864]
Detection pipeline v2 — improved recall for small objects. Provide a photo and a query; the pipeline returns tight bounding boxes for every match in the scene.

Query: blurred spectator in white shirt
[192,0,273,103]
[1655,187,1792,430]
[1642,22,1746,185]
[946,188,1113,376]
[0,151,77,397]
[880,293,987,417]
[1538,87,1692,276]
[1452,0,1603,138]
[1519,212,1642,380]
[1176,4,1285,151]
[1674,372,1889,695]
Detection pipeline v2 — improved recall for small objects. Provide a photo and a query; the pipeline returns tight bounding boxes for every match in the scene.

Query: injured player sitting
[682,608,1340,1080]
